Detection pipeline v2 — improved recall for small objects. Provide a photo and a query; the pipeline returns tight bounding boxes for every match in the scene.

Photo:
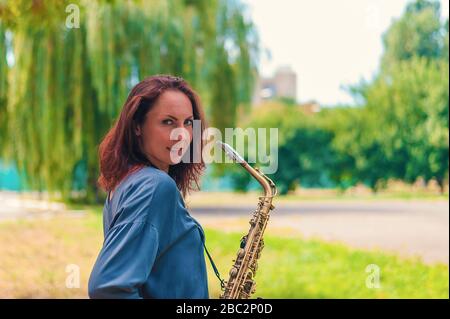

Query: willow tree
[0,0,260,203]
[0,20,7,158]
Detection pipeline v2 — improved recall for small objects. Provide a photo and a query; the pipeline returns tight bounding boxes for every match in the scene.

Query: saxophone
[217,141,277,299]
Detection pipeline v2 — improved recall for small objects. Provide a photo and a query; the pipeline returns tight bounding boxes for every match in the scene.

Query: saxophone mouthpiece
[216,141,246,164]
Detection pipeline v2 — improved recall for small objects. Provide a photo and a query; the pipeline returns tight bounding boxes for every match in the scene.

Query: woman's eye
[185,119,193,126]
[163,119,173,125]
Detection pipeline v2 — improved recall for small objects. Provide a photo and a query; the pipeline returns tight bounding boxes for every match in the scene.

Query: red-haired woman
[88,75,221,299]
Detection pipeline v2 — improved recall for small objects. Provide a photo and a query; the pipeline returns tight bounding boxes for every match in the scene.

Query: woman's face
[136,90,194,172]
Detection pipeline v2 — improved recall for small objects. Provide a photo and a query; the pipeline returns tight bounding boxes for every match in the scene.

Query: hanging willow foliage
[0,0,260,203]
[0,20,7,158]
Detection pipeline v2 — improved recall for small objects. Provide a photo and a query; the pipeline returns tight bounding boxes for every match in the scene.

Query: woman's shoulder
[110,166,180,226]
[138,166,177,190]
[119,166,178,202]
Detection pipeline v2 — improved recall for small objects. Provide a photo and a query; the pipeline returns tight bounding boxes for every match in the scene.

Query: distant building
[252,66,297,105]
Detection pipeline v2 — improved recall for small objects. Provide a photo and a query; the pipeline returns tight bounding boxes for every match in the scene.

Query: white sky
[244,0,449,106]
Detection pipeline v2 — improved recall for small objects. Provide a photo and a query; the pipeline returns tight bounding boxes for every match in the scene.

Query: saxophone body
[217,142,277,299]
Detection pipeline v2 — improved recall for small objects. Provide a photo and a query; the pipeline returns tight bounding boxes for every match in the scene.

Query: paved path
[190,200,449,265]
[1,192,448,264]
[0,192,84,221]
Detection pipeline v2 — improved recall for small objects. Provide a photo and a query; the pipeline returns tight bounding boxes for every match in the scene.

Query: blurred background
[0,0,448,298]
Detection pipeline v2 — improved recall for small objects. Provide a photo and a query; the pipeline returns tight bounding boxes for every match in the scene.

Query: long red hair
[97,75,207,198]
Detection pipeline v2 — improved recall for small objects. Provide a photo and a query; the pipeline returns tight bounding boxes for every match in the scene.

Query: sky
[244,0,449,106]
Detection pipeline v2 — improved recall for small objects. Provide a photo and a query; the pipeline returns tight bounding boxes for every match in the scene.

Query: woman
[88,75,220,299]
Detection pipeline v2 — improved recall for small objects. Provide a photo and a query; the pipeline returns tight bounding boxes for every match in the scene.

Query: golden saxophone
[217,141,277,299]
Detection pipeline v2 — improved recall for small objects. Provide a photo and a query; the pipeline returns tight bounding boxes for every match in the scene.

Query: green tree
[443,19,449,61]
[0,21,7,158]
[231,102,336,195]
[0,0,260,202]
[345,0,449,192]
[347,57,449,192]
[381,0,445,70]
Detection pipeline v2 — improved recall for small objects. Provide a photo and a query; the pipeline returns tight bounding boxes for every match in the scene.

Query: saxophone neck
[240,162,277,198]
[217,141,277,198]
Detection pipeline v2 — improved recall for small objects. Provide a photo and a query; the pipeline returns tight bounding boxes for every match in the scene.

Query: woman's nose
[171,126,191,141]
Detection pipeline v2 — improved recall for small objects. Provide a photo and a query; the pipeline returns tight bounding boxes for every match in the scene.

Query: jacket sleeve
[88,220,159,299]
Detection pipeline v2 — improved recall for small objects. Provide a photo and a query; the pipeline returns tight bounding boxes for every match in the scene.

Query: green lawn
[206,229,448,298]
[0,208,447,298]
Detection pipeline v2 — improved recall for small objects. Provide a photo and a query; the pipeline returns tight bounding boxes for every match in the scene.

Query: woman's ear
[135,125,141,136]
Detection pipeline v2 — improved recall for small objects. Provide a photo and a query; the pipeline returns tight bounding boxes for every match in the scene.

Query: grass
[0,213,101,298]
[0,208,447,298]
[206,229,449,298]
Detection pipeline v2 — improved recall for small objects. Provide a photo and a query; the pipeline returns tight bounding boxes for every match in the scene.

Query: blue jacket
[88,166,209,299]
